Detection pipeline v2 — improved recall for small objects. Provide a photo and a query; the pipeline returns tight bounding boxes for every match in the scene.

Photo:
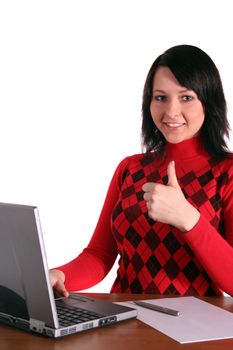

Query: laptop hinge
[30,318,45,333]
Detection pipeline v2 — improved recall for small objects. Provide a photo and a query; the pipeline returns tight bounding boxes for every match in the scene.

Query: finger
[147,204,155,220]
[146,199,150,210]
[143,192,151,201]
[142,182,155,192]
[167,160,180,188]
[55,280,69,298]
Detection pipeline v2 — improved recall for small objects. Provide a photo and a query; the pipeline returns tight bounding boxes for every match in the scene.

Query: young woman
[51,45,233,297]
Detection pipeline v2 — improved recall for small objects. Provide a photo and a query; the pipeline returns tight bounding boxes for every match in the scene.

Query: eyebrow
[152,88,193,94]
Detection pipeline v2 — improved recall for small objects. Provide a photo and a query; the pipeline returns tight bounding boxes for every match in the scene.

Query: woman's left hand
[142,161,200,232]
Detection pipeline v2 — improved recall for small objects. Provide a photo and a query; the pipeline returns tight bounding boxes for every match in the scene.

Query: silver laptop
[0,202,137,338]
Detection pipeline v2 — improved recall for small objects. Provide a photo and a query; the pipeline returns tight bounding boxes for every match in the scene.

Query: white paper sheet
[116,296,233,343]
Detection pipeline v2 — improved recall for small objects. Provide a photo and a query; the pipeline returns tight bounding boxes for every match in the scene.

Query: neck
[165,136,207,161]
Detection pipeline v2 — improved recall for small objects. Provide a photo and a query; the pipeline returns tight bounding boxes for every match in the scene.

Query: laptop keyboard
[56,302,104,327]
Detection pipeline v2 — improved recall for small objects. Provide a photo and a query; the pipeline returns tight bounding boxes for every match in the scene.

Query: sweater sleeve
[183,169,233,296]
[56,158,128,292]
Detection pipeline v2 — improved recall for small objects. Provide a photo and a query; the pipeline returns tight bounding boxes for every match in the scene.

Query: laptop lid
[0,202,61,328]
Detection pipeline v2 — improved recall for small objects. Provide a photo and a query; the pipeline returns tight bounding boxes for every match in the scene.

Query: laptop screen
[0,203,58,327]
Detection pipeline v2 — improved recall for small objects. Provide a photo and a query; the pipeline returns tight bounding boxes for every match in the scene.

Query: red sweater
[58,137,233,296]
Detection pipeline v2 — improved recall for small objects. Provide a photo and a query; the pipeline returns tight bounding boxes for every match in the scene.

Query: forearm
[184,214,233,296]
[57,248,117,291]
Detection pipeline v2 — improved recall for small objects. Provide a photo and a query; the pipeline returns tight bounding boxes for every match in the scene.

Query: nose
[165,99,181,118]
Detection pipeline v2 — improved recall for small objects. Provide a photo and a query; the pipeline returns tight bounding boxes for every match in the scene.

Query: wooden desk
[1,293,233,350]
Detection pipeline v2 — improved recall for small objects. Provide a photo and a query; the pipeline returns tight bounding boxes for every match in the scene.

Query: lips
[164,122,185,128]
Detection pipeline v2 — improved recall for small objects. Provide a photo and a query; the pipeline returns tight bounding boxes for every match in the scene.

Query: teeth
[166,123,183,127]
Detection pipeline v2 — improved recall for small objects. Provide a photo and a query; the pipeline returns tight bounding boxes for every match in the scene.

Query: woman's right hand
[50,269,69,298]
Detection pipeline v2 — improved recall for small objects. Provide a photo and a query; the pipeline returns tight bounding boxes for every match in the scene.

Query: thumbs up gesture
[166,160,180,188]
[142,161,200,232]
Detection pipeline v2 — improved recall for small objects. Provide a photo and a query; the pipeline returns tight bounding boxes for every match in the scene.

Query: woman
[51,45,233,297]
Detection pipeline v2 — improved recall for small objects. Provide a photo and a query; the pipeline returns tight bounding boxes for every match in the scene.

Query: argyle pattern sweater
[58,137,233,296]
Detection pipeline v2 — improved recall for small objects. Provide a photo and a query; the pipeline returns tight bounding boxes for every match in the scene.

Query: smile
[164,122,185,128]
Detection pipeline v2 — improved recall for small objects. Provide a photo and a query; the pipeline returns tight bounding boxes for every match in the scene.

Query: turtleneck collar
[165,136,208,161]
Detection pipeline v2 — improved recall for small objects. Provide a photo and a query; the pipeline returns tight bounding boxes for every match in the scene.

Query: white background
[0,0,233,292]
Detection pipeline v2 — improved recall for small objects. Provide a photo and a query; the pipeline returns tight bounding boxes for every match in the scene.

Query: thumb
[167,161,180,188]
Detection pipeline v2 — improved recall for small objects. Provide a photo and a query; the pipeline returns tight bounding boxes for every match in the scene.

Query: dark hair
[141,44,230,159]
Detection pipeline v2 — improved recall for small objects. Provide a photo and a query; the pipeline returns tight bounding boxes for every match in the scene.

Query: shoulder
[115,152,156,172]
[211,153,233,190]
[214,153,233,173]
[112,152,156,186]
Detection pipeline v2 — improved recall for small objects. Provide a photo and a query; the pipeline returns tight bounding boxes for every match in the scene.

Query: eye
[153,95,166,102]
[182,95,193,102]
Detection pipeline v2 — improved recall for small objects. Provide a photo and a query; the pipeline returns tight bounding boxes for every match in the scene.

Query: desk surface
[1,293,233,350]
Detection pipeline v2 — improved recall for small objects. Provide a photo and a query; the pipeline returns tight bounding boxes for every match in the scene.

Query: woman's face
[150,66,205,144]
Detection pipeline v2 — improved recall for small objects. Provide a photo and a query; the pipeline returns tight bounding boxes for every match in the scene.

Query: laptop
[0,202,137,338]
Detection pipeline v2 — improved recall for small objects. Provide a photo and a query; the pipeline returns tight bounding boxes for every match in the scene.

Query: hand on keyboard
[50,269,69,298]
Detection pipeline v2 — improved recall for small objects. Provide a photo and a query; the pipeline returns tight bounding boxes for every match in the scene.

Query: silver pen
[133,300,181,316]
